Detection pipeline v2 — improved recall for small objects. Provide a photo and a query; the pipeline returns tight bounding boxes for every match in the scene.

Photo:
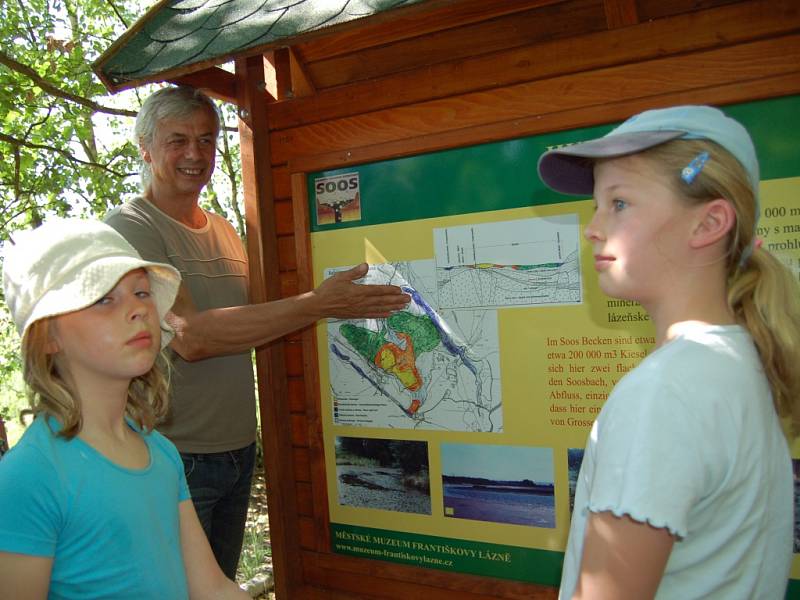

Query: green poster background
[309,95,800,231]
[331,522,562,585]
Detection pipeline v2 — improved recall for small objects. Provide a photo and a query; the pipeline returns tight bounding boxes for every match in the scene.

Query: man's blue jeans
[180,442,256,580]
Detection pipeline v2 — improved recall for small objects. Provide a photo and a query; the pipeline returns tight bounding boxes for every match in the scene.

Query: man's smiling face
[141,106,218,201]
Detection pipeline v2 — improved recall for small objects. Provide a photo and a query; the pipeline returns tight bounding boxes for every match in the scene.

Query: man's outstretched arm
[166,263,410,361]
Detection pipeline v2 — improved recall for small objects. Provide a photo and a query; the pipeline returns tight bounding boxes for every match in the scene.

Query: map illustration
[327,261,502,432]
[325,214,581,432]
[434,214,581,308]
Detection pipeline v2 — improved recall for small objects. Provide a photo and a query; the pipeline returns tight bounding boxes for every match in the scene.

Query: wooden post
[235,52,303,598]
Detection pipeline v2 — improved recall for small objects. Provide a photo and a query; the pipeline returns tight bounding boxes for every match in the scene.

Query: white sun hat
[2,218,181,348]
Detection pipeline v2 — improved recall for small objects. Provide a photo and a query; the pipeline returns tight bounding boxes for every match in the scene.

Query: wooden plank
[603,0,638,28]
[292,171,333,554]
[235,54,302,600]
[285,330,303,344]
[272,165,291,199]
[268,48,293,101]
[304,0,604,90]
[282,585,365,600]
[267,0,799,130]
[294,585,482,600]
[291,414,309,446]
[280,270,299,297]
[168,66,237,105]
[295,0,567,63]
[273,34,800,166]
[288,377,306,413]
[638,0,744,21]
[299,515,317,550]
[277,234,297,271]
[293,447,312,482]
[289,47,317,98]
[302,551,558,600]
[289,70,800,175]
[274,199,294,235]
[290,171,314,309]
[297,481,314,515]
[285,341,304,377]
[287,583,549,600]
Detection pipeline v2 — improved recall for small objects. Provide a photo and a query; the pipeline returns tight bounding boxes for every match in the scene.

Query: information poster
[308,96,800,589]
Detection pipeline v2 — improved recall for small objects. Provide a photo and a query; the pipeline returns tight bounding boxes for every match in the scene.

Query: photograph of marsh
[568,448,585,515]
[794,458,800,553]
[441,443,555,528]
[335,436,431,515]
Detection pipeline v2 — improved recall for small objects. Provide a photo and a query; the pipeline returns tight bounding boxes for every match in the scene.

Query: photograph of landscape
[441,443,555,528]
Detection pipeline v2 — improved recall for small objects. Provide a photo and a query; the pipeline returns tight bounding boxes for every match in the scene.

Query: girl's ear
[689,198,736,249]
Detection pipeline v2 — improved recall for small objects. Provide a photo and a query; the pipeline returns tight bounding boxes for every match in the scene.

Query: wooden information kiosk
[95,1,800,597]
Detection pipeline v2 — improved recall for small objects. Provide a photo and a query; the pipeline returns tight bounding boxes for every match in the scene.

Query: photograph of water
[441,443,555,528]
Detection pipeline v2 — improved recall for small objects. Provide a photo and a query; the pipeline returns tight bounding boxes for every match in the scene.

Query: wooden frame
[168,0,800,597]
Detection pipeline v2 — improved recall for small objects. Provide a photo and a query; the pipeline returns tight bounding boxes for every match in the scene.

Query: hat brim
[537,130,686,195]
[24,257,181,350]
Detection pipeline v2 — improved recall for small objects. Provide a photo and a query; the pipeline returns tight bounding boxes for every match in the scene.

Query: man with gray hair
[106,85,409,578]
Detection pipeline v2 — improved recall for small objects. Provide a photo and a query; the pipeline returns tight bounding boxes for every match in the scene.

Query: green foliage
[337,437,429,474]
[1,0,135,231]
[238,526,272,583]
[0,299,27,447]
[394,439,428,475]
[0,0,243,429]
[0,309,25,422]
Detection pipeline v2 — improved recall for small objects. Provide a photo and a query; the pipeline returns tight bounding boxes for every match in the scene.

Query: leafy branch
[0,49,136,117]
[0,132,133,178]
[102,0,130,29]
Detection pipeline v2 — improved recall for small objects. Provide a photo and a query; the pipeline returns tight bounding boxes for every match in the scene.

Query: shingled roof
[93,0,428,92]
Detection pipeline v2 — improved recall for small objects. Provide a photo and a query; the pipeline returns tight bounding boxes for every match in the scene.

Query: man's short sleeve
[105,204,170,265]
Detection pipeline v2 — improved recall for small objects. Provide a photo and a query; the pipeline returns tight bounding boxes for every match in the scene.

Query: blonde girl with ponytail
[538,105,799,600]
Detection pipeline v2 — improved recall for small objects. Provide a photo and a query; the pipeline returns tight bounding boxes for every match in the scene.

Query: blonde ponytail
[644,139,800,437]
[728,248,800,436]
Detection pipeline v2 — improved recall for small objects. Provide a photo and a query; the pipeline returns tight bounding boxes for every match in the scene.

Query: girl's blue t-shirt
[0,414,191,599]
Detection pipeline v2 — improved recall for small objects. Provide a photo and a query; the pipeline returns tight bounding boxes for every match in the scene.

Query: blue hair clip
[681,151,710,185]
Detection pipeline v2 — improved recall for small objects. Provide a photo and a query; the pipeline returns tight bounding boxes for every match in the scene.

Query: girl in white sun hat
[538,105,800,599]
[0,218,249,599]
